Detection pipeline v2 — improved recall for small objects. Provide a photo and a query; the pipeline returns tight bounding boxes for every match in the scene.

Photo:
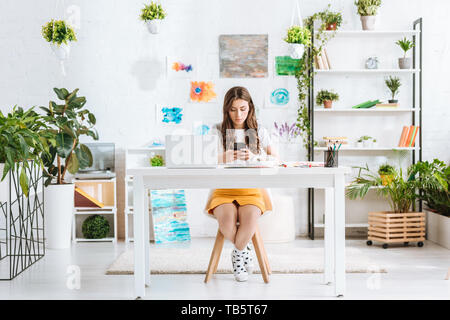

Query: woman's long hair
[221,86,260,154]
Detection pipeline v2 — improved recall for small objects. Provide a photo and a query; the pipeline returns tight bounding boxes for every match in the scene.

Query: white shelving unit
[72,177,117,243]
[307,22,423,239]
[125,146,165,243]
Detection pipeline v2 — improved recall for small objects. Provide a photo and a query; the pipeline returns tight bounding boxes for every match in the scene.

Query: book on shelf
[323,48,332,69]
[376,103,399,108]
[74,187,105,208]
[316,54,325,69]
[398,125,420,147]
[352,100,380,109]
[321,49,329,70]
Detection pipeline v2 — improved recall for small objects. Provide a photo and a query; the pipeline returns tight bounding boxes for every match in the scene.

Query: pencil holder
[324,150,338,167]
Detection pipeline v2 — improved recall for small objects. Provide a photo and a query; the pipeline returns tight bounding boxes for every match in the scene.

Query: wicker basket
[367,211,425,249]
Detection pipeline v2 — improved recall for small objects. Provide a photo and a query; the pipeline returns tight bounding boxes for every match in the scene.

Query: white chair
[203,189,272,283]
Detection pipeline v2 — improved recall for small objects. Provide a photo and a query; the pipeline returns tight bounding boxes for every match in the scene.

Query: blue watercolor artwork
[194,124,211,135]
[161,107,183,124]
[270,88,289,106]
[150,189,191,244]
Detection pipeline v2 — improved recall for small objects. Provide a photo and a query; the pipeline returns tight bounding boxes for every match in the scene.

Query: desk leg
[144,189,150,287]
[333,174,346,297]
[133,176,146,299]
[324,188,334,285]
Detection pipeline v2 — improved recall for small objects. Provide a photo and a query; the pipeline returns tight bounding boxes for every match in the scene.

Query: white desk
[127,166,351,298]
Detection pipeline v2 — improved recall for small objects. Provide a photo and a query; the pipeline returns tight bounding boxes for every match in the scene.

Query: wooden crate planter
[367,211,425,249]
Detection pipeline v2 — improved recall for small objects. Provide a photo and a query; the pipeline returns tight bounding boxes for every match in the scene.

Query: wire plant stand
[0,161,45,280]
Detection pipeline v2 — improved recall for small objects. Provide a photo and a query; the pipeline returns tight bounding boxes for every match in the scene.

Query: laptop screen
[79,143,115,172]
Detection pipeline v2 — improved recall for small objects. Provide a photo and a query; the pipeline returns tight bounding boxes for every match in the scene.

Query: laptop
[165,134,218,168]
[74,142,116,179]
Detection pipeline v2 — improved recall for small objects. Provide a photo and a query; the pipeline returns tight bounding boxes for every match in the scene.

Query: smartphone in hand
[233,142,246,151]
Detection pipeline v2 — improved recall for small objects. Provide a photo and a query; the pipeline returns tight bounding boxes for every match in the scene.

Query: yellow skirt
[206,188,266,215]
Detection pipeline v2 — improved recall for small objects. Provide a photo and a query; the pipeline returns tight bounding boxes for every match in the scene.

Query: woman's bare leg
[213,203,238,243]
[234,205,261,250]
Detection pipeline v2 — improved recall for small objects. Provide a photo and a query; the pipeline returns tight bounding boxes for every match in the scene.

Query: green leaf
[88,113,96,125]
[1,161,10,181]
[55,133,74,158]
[20,166,29,197]
[76,144,93,169]
[67,152,79,174]
[66,89,79,103]
[53,88,66,100]
[69,97,86,109]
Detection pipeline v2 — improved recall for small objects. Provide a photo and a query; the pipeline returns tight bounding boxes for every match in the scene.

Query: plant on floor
[40,88,98,185]
[409,159,450,217]
[82,215,110,239]
[316,89,339,107]
[347,164,417,213]
[140,1,167,21]
[0,106,50,196]
[385,76,401,102]
[41,19,77,45]
[354,0,382,16]
[396,37,414,59]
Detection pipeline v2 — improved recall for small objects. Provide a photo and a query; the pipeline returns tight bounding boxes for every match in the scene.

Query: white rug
[106,242,387,274]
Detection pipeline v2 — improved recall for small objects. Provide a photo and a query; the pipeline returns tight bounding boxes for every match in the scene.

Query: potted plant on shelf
[396,37,414,69]
[41,19,77,60]
[347,163,433,248]
[140,1,167,34]
[40,88,98,249]
[378,164,394,186]
[316,89,339,109]
[284,25,312,59]
[318,6,343,31]
[354,0,382,30]
[372,138,378,148]
[385,76,401,104]
[0,106,49,202]
[355,138,363,148]
[359,135,374,148]
[410,159,450,249]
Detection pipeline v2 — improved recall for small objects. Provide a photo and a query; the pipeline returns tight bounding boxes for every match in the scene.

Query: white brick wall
[1,0,449,238]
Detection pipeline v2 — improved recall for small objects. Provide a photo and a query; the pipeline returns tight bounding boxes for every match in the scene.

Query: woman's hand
[223,149,238,163]
[236,148,255,161]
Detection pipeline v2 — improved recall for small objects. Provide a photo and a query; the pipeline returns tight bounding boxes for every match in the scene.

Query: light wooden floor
[0,238,449,300]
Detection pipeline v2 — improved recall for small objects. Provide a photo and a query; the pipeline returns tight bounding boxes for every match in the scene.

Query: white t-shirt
[210,122,272,155]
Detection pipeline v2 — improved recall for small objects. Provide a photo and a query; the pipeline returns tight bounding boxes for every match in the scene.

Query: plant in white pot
[355,0,382,31]
[140,1,167,34]
[396,37,414,69]
[284,25,312,59]
[41,19,77,60]
[40,88,98,249]
[411,160,450,249]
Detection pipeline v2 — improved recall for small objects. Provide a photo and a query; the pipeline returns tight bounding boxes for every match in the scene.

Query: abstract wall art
[274,56,302,76]
[167,56,197,78]
[190,81,217,103]
[219,34,268,78]
[150,189,191,244]
[156,105,183,125]
[270,88,290,106]
[265,82,292,108]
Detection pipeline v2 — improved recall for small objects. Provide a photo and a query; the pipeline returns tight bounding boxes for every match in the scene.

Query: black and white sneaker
[231,248,248,282]
[243,243,254,274]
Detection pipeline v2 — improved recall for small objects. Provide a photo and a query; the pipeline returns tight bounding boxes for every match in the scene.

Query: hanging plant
[284,25,312,59]
[140,1,167,34]
[292,8,340,158]
[42,19,77,60]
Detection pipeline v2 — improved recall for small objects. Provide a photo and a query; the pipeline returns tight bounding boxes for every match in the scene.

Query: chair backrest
[203,189,273,219]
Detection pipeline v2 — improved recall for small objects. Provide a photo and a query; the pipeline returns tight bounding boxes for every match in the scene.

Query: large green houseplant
[40,87,98,249]
[0,106,49,197]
